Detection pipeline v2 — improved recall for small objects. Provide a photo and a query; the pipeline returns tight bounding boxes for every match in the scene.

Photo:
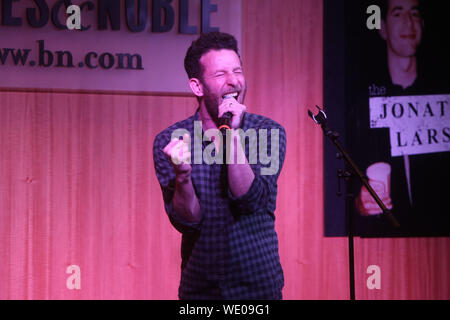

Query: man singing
[153,32,286,299]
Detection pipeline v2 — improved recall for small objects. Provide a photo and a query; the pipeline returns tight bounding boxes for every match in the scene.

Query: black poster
[324,0,450,237]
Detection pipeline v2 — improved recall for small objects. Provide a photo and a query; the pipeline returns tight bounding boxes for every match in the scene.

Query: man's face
[381,0,424,58]
[198,49,247,121]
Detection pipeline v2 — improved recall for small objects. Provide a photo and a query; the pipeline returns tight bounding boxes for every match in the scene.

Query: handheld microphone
[219,95,235,131]
[219,112,233,131]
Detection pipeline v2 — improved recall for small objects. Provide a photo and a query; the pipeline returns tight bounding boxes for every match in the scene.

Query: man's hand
[218,97,246,129]
[162,133,200,222]
[356,180,393,216]
[163,133,191,183]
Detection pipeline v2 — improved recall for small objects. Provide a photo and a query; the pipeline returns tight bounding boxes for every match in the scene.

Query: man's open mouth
[222,92,239,100]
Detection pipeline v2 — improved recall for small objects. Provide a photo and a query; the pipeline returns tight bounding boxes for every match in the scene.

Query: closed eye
[411,9,421,18]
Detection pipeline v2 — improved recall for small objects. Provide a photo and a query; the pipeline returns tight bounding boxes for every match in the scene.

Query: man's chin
[392,48,418,58]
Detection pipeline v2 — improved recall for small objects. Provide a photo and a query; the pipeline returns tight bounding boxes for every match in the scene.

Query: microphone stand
[308,106,399,300]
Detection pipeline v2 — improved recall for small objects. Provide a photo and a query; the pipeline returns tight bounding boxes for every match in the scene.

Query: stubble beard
[201,82,221,125]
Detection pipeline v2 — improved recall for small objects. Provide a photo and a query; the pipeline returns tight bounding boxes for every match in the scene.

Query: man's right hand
[162,133,192,181]
[162,133,200,223]
[355,180,393,216]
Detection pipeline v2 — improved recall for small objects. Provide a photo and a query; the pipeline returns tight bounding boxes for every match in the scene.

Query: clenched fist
[163,133,192,180]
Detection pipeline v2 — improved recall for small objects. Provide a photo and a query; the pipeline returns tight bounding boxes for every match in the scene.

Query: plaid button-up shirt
[153,110,286,299]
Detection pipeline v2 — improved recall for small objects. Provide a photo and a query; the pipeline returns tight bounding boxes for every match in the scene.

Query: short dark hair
[378,0,424,21]
[184,32,240,80]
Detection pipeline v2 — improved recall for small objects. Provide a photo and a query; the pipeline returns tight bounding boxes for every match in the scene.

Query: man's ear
[378,20,387,40]
[189,78,204,98]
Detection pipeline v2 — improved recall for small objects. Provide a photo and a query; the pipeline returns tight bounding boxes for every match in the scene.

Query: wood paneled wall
[0,92,197,299]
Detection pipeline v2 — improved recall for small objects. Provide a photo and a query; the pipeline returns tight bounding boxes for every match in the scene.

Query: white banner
[0,0,242,94]
[369,94,450,157]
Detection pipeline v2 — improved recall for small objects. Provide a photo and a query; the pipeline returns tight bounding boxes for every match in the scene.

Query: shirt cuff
[228,176,268,215]
[165,201,202,234]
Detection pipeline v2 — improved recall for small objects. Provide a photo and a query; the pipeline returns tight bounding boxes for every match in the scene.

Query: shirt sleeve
[228,124,287,218]
[153,132,202,234]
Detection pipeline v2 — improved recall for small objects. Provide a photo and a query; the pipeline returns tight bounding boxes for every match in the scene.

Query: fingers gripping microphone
[219,95,236,131]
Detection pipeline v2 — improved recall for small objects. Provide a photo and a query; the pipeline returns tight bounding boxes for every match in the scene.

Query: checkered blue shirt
[153,110,286,300]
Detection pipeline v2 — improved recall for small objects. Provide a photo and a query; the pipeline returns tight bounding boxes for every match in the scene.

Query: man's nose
[403,12,414,28]
[226,72,239,86]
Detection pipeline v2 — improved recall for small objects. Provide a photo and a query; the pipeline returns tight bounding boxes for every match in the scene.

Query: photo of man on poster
[344,0,450,236]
